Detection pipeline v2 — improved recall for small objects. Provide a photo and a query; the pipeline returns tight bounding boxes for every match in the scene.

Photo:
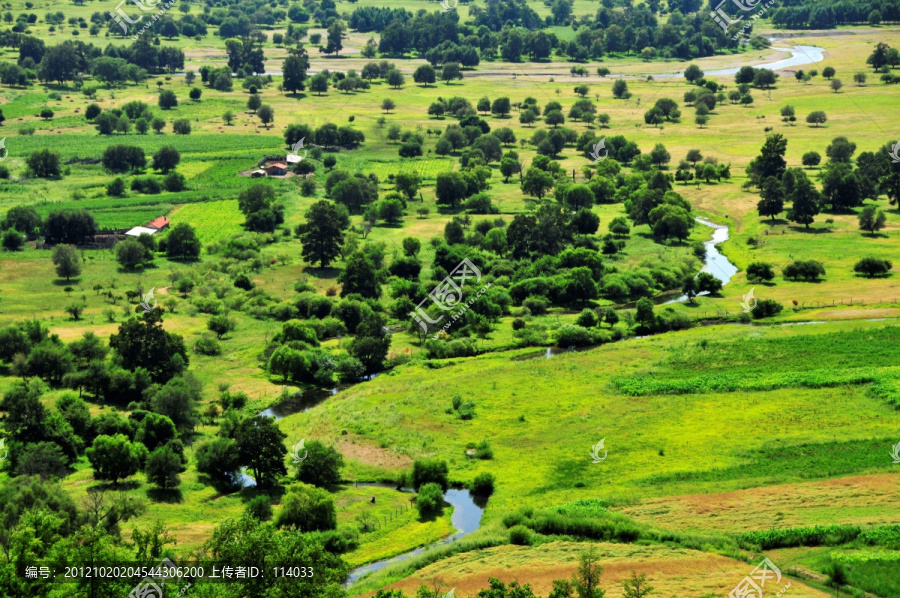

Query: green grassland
[1,4,900,596]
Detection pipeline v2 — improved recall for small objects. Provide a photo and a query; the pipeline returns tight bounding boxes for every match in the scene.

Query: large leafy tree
[787,169,823,228]
[338,251,379,298]
[294,441,344,488]
[298,201,349,268]
[746,134,788,187]
[282,48,309,94]
[165,223,202,260]
[108,309,188,383]
[85,434,148,484]
[235,416,287,488]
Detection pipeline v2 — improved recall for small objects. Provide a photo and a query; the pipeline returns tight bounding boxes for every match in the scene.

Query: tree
[757,176,785,221]
[325,20,344,55]
[415,482,444,517]
[172,119,191,135]
[787,171,822,228]
[196,436,240,485]
[282,54,308,94]
[189,87,202,101]
[386,69,405,88]
[166,223,201,260]
[826,137,856,163]
[684,64,703,83]
[235,416,287,487]
[853,72,867,86]
[394,172,421,201]
[339,251,379,298]
[158,89,177,109]
[116,239,150,270]
[26,149,61,178]
[295,441,344,487]
[247,94,262,111]
[413,64,436,85]
[440,62,462,84]
[867,42,891,70]
[858,205,886,234]
[309,74,328,95]
[806,111,827,127]
[381,98,395,113]
[152,145,180,173]
[746,262,775,282]
[521,167,554,200]
[298,200,349,268]
[635,298,655,329]
[256,105,274,128]
[612,79,629,98]
[802,152,821,168]
[686,149,702,165]
[1,229,25,251]
[412,458,449,491]
[152,118,166,133]
[823,66,836,79]
[491,97,511,118]
[208,314,236,339]
[85,434,148,484]
[145,444,186,489]
[52,244,81,280]
[830,78,843,92]
[780,105,796,125]
[622,571,654,598]
[108,310,189,384]
[275,485,337,531]
[573,546,605,598]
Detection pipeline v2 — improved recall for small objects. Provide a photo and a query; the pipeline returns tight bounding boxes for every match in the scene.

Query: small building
[125,226,159,238]
[147,216,170,230]
[250,169,267,178]
[265,162,288,176]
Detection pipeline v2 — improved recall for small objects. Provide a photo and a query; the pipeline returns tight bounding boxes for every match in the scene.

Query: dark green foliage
[411,458,449,491]
[752,298,784,319]
[854,257,892,277]
[295,440,344,488]
[275,484,337,531]
[415,482,444,517]
[782,260,826,281]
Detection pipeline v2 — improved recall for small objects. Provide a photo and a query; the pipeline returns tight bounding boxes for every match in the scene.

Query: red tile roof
[267,163,287,170]
[147,216,170,229]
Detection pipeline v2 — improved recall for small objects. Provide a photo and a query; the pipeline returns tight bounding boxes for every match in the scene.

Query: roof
[125,226,158,237]
[147,216,170,229]
[266,162,287,170]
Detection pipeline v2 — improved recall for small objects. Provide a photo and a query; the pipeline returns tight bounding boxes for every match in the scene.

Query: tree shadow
[53,278,82,286]
[88,480,141,493]
[302,266,340,280]
[789,226,832,234]
[147,488,184,503]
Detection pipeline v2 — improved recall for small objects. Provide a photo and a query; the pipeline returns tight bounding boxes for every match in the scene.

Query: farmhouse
[265,162,288,176]
[147,216,170,230]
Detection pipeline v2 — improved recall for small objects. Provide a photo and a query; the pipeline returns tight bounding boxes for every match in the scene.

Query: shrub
[523,296,548,315]
[474,440,493,460]
[854,257,892,278]
[746,262,775,282]
[194,336,222,355]
[555,325,595,347]
[172,119,191,135]
[245,495,273,521]
[782,260,826,281]
[411,458,449,491]
[508,525,533,545]
[470,472,495,497]
[752,298,784,319]
[415,482,444,517]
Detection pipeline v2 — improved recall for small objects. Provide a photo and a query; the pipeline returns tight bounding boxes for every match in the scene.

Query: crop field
[1,0,900,596]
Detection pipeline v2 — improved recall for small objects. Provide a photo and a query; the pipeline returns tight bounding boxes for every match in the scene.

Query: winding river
[666,218,738,304]
[345,487,484,585]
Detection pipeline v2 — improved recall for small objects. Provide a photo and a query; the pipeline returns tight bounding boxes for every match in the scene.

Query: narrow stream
[345,487,484,585]
[654,44,825,78]
[666,218,738,304]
